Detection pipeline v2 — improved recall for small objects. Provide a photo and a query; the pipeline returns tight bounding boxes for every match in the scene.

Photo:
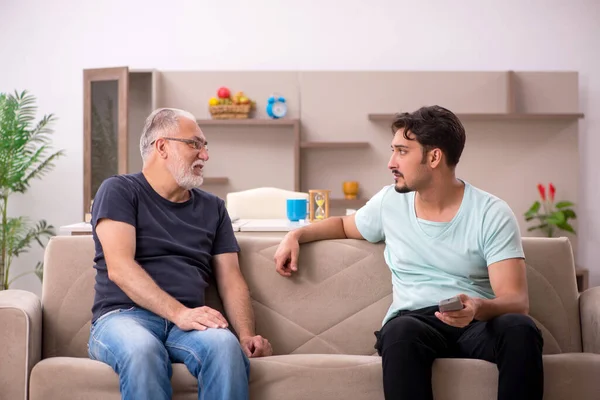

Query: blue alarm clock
[266,95,287,119]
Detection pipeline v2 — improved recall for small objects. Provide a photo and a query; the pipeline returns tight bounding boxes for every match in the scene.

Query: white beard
[167,150,204,190]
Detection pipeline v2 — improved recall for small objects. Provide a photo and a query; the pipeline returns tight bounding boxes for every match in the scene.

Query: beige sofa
[1,235,600,399]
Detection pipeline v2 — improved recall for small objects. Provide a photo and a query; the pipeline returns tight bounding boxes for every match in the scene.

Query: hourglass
[308,189,330,222]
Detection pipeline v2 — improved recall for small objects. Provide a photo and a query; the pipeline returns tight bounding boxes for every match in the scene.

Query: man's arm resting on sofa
[213,252,272,358]
[294,214,363,244]
[96,219,228,331]
[580,286,600,354]
[274,215,363,276]
[0,289,42,400]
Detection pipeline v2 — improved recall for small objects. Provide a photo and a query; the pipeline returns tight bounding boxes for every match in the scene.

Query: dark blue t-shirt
[90,172,239,323]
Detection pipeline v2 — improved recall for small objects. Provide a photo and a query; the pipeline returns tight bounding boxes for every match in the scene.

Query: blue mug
[286,198,308,221]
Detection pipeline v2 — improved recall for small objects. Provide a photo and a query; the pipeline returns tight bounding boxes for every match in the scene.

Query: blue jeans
[88,307,250,400]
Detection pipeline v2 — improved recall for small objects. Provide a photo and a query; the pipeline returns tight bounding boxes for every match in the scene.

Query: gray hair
[139,108,197,161]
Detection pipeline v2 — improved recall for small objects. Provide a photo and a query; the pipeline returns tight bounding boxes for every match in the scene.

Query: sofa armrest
[580,286,600,354]
[0,289,42,400]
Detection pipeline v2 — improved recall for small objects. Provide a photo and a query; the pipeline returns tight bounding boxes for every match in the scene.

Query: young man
[89,108,272,400]
[273,105,543,400]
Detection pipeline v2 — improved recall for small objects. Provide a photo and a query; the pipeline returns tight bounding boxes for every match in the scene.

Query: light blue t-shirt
[354,181,525,326]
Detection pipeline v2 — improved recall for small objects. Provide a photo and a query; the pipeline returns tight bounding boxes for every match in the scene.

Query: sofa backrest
[520,237,582,353]
[40,235,582,359]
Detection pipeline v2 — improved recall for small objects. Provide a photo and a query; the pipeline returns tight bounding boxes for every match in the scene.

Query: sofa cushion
[251,354,600,400]
[249,354,383,399]
[39,237,231,359]
[522,237,582,353]
[238,237,391,356]
[238,236,582,355]
[40,235,582,359]
[29,357,197,400]
[29,354,600,400]
[0,290,42,400]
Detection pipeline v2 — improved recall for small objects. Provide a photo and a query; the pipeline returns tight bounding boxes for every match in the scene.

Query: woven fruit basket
[209,104,251,119]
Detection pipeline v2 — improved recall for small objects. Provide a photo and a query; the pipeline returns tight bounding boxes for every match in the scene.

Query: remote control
[438,296,464,312]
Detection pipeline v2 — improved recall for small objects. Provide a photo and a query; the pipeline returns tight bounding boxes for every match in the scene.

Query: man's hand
[174,306,229,331]
[240,335,273,358]
[435,294,481,328]
[274,233,300,277]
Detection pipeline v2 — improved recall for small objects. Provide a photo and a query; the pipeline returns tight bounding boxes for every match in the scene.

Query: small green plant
[524,183,576,237]
[0,90,65,290]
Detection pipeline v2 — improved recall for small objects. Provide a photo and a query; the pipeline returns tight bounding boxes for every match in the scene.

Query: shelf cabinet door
[83,67,129,219]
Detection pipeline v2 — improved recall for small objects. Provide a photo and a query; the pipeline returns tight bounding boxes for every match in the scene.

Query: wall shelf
[196,118,299,126]
[195,118,301,191]
[203,177,229,184]
[83,67,582,220]
[368,113,584,122]
[300,141,370,149]
[330,198,368,208]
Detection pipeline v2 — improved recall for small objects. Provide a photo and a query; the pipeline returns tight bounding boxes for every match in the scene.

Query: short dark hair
[391,105,466,167]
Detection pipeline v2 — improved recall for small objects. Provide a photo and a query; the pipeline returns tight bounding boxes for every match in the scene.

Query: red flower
[549,183,556,202]
[537,183,546,201]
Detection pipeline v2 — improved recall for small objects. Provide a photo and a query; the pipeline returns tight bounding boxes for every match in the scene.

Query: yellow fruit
[209,97,219,106]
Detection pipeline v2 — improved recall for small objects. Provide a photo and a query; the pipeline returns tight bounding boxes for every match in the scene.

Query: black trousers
[374,306,544,400]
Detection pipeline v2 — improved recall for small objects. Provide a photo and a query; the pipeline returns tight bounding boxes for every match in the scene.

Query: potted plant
[524,183,576,237]
[0,90,65,290]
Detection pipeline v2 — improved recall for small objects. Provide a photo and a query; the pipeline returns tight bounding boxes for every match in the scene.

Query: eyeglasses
[151,137,208,151]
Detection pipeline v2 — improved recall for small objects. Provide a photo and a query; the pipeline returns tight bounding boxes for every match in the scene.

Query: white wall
[1,0,599,295]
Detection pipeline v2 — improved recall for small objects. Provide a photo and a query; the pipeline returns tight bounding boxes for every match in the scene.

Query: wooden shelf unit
[196,118,300,126]
[196,118,301,192]
[83,68,583,219]
[194,119,369,191]
[203,177,229,184]
[300,141,370,149]
[368,70,583,123]
[330,198,368,208]
[368,113,585,122]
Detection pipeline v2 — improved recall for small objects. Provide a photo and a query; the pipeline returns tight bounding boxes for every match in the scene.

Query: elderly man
[88,108,272,400]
